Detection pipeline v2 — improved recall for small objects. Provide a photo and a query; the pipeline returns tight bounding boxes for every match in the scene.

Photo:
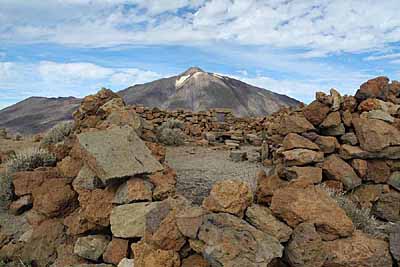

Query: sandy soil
[166,145,269,205]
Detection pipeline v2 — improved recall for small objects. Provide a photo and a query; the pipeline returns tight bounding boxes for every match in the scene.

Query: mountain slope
[0,67,300,134]
[0,97,81,134]
[119,67,300,117]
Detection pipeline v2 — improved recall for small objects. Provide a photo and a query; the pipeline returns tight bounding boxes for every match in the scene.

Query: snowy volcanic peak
[175,67,226,88]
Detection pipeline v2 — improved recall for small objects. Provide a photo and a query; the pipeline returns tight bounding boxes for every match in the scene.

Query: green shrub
[6,147,56,173]
[157,119,185,146]
[321,185,385,238]
[0,171,13,209]
[41,121,74,145]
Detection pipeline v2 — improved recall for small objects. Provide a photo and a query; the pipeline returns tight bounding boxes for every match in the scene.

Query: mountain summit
[0,67,300,134]
[119,67,300,117]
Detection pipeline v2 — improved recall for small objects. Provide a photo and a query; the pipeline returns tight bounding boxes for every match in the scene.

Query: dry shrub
[6,147,56,173]
[41,121,74,145]
[0,171,13,208]
[320,185,386,238]
[157,119,185,146]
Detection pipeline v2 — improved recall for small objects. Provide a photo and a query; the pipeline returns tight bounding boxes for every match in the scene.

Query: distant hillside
[120,67,300,117]
[0,67,300,134]
[0,97,81,134]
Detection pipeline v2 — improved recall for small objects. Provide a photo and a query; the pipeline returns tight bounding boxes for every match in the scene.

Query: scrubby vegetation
[321,185,385,238]
[157,119,186,146]
[40,121,74,145]
[6,147,56,173]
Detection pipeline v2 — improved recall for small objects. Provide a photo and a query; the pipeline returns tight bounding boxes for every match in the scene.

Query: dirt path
[165,145,269,205]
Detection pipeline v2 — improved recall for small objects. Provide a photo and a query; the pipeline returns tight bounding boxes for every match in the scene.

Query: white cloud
[365,53,400,61]
[38,61,114,81]
[110,68,163,86]
[1,0,400,55]
[0,61,165,104]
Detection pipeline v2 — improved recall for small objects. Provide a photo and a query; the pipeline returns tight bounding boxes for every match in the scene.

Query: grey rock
[118,258,135,267]
[77,126,163,185]
[245,204,292,242]
[74,235,110,261]
[367,110,395,123]
[340,132,358,146]
[388,172,400,191]
[72,164,103,191]
[198,213,283,266]
[321,123,345,136]
[110,202,159,238]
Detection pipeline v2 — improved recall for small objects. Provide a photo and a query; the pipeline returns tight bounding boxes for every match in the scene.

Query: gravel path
[165,145,268,205]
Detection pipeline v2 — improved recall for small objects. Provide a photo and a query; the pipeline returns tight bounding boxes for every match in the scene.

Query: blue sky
[1,0,400,109]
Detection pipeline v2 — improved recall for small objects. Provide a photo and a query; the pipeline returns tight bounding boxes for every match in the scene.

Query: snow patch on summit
[175,74,190,88]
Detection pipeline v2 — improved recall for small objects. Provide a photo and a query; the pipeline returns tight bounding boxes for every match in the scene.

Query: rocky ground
[166,145,266,204]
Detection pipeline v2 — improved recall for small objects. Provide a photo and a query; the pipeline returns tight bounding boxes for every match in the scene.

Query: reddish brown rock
[12,168,59,196]
[103,238,129,265]
[245,204,293,242]
[353,117,400,152]
[176,206,207,239]
[78,187,116,227]
[358,98,382,112]
[32,178,77,217]
[342,95,358,112]
[17,219,66,266]
[271,184,354,240]
[255,171,288,205]
[373,191,400,222]
[113,177,153,204]
[63,209,101,235]
[181,254,210,267]
[283,166,322,184]
[303,101,330,126]
[132,240,180,267]
[350,184,384,209]
[203,179,253,217]
[351,159,368,178]
[57,156,82,178]
[281,149,324,166]
[278,113,315,135]
[282,133,319,151]
[355,76,390,101]
[324,230,393,267]
[73,88,121,130]
[149,166,177,201]
[315,136,340,154]
[320,111,341,129]
[342,110,353,127]
[145,142,166,163]
[145,209,186,252]
[286,223,326,267]
[365,160,391,183]
[322,155,361,190]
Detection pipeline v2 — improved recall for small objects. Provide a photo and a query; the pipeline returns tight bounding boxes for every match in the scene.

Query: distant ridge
[0,67,300,134]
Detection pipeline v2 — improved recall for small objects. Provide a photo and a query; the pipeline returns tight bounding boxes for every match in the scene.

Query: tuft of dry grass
[157,119,186,146]
[40,121,74,146]
[320,185,386,238]
[5,147,56,173]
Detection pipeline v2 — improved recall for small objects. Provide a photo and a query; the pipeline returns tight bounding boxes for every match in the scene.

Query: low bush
[157,119,185,146]
[41,121,74,145]
[6,147,56,173]
[321,185,385,238]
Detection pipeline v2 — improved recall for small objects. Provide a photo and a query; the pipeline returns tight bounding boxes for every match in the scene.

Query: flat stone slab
[77,126,163,184]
